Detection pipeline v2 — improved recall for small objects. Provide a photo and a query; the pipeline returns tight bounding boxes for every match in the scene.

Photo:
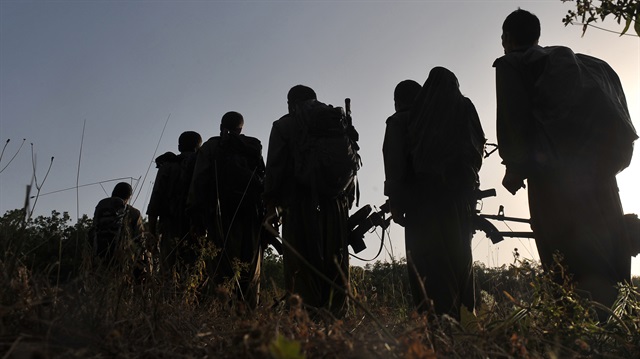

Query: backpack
[521,46,637,175]
[168,152,198,224]
[92,197,128,259]
[214,134,265,209]
[293,99,361,202]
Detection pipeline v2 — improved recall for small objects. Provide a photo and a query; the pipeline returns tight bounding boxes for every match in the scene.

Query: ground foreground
[2,209,640,358]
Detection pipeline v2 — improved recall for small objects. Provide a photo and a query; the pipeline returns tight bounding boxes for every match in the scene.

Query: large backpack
[167,152,198,227]
[293,99,361,202]
[520,46,637,175]
[214,134,265,209]
[92,197,128,260]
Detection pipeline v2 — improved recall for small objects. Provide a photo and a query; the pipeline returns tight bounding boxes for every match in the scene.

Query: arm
[382,112,410,226]
[494,57,535,194]
[146,165,171,235]
[262,118,291,211]
[187,140,216,234]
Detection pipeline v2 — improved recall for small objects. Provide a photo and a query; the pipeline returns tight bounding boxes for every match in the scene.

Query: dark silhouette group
[90,8,637,322]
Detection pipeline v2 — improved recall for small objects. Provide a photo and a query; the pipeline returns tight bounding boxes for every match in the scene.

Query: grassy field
[1,209,639,358]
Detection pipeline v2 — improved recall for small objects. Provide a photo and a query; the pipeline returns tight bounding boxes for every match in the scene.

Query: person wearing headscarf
[395,67,485,319]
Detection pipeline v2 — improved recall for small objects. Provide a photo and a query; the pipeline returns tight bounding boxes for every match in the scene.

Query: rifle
[348,201,391,253]
[345,98,360,148]
[474,188,533,244]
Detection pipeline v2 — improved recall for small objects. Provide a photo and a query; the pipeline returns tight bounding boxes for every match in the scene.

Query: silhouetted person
[383,79,422,226]
[188,112,264,308]
[147,131,202,278]
[494,9,637,317]
[92,182,147,278]
[385,69,485,320]
[263,85,356,316]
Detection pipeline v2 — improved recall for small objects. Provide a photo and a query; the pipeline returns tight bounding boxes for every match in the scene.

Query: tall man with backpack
[188,112,265,308]
[263,85,360,316]
[147,131,202,279]
[494,9,637,318]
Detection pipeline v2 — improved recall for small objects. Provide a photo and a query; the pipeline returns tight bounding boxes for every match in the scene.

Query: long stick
[76,119,86,221]
[0,138,26,174]
[33,177,139,198]
[132,113,171,205]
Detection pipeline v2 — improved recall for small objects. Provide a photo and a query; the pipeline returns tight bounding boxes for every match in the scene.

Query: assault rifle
[473,188,534,244]
[348,201,391,253]
[345,98,360,150]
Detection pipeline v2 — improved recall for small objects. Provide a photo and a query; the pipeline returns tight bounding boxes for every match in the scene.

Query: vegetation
[562,0,640,36]
[1,210,639,358]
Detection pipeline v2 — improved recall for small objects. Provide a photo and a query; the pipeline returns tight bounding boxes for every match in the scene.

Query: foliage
[0,209,91,284]
[261,246,284,301]
[1,210,640,358]
[562,0,640,36]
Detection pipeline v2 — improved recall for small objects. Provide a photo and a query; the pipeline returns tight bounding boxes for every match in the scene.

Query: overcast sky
[1,0,638,274]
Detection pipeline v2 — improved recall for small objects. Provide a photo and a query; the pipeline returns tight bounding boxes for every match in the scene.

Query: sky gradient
[1,1,639,274]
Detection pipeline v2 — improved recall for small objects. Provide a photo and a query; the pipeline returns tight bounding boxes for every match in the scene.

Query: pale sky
[1,1,638,274]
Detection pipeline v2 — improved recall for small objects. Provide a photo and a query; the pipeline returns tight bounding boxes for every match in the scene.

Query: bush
[1,209,640,358]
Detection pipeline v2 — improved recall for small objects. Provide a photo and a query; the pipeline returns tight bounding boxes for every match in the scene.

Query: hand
[262,204,282,237]
[502,171,526,195]
[389,202,406,227]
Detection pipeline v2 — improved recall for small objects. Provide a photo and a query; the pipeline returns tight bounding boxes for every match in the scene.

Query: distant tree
[562,0,640,36]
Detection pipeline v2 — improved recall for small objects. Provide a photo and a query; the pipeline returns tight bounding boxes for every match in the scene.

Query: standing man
[494,9,637,316]
[383,79,422,227]
[188,112,265,308]
[263,85,358,316]
[384,70,485,319]
[147,131,202,278]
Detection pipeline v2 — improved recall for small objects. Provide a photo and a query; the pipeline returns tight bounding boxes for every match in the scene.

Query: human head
[178,131,202,152]
[394,80,422,112]
[112,182,133,202]
[287,85,317,114]
[502,8,540,53]
[220,111,244,136]
[425,66,459,90]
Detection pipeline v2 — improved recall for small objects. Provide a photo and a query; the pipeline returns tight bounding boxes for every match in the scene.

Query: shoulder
[492,45,548,69]
[462,96,476,108]
[240,134,262,147]
[202,136,221,147]
[155,151,178,166]
[240,134,261,143]
[126,205,141,217]
[97,197,124,208]
[270,114,295,135]
[199,137,221,153]
[386,110,410,126]
[274,114,293,126]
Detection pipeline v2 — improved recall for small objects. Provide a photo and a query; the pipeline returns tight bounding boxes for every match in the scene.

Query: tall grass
[1,209,639,358]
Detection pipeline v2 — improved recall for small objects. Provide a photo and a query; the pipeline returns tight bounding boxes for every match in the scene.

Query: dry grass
[2,210,640,358]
